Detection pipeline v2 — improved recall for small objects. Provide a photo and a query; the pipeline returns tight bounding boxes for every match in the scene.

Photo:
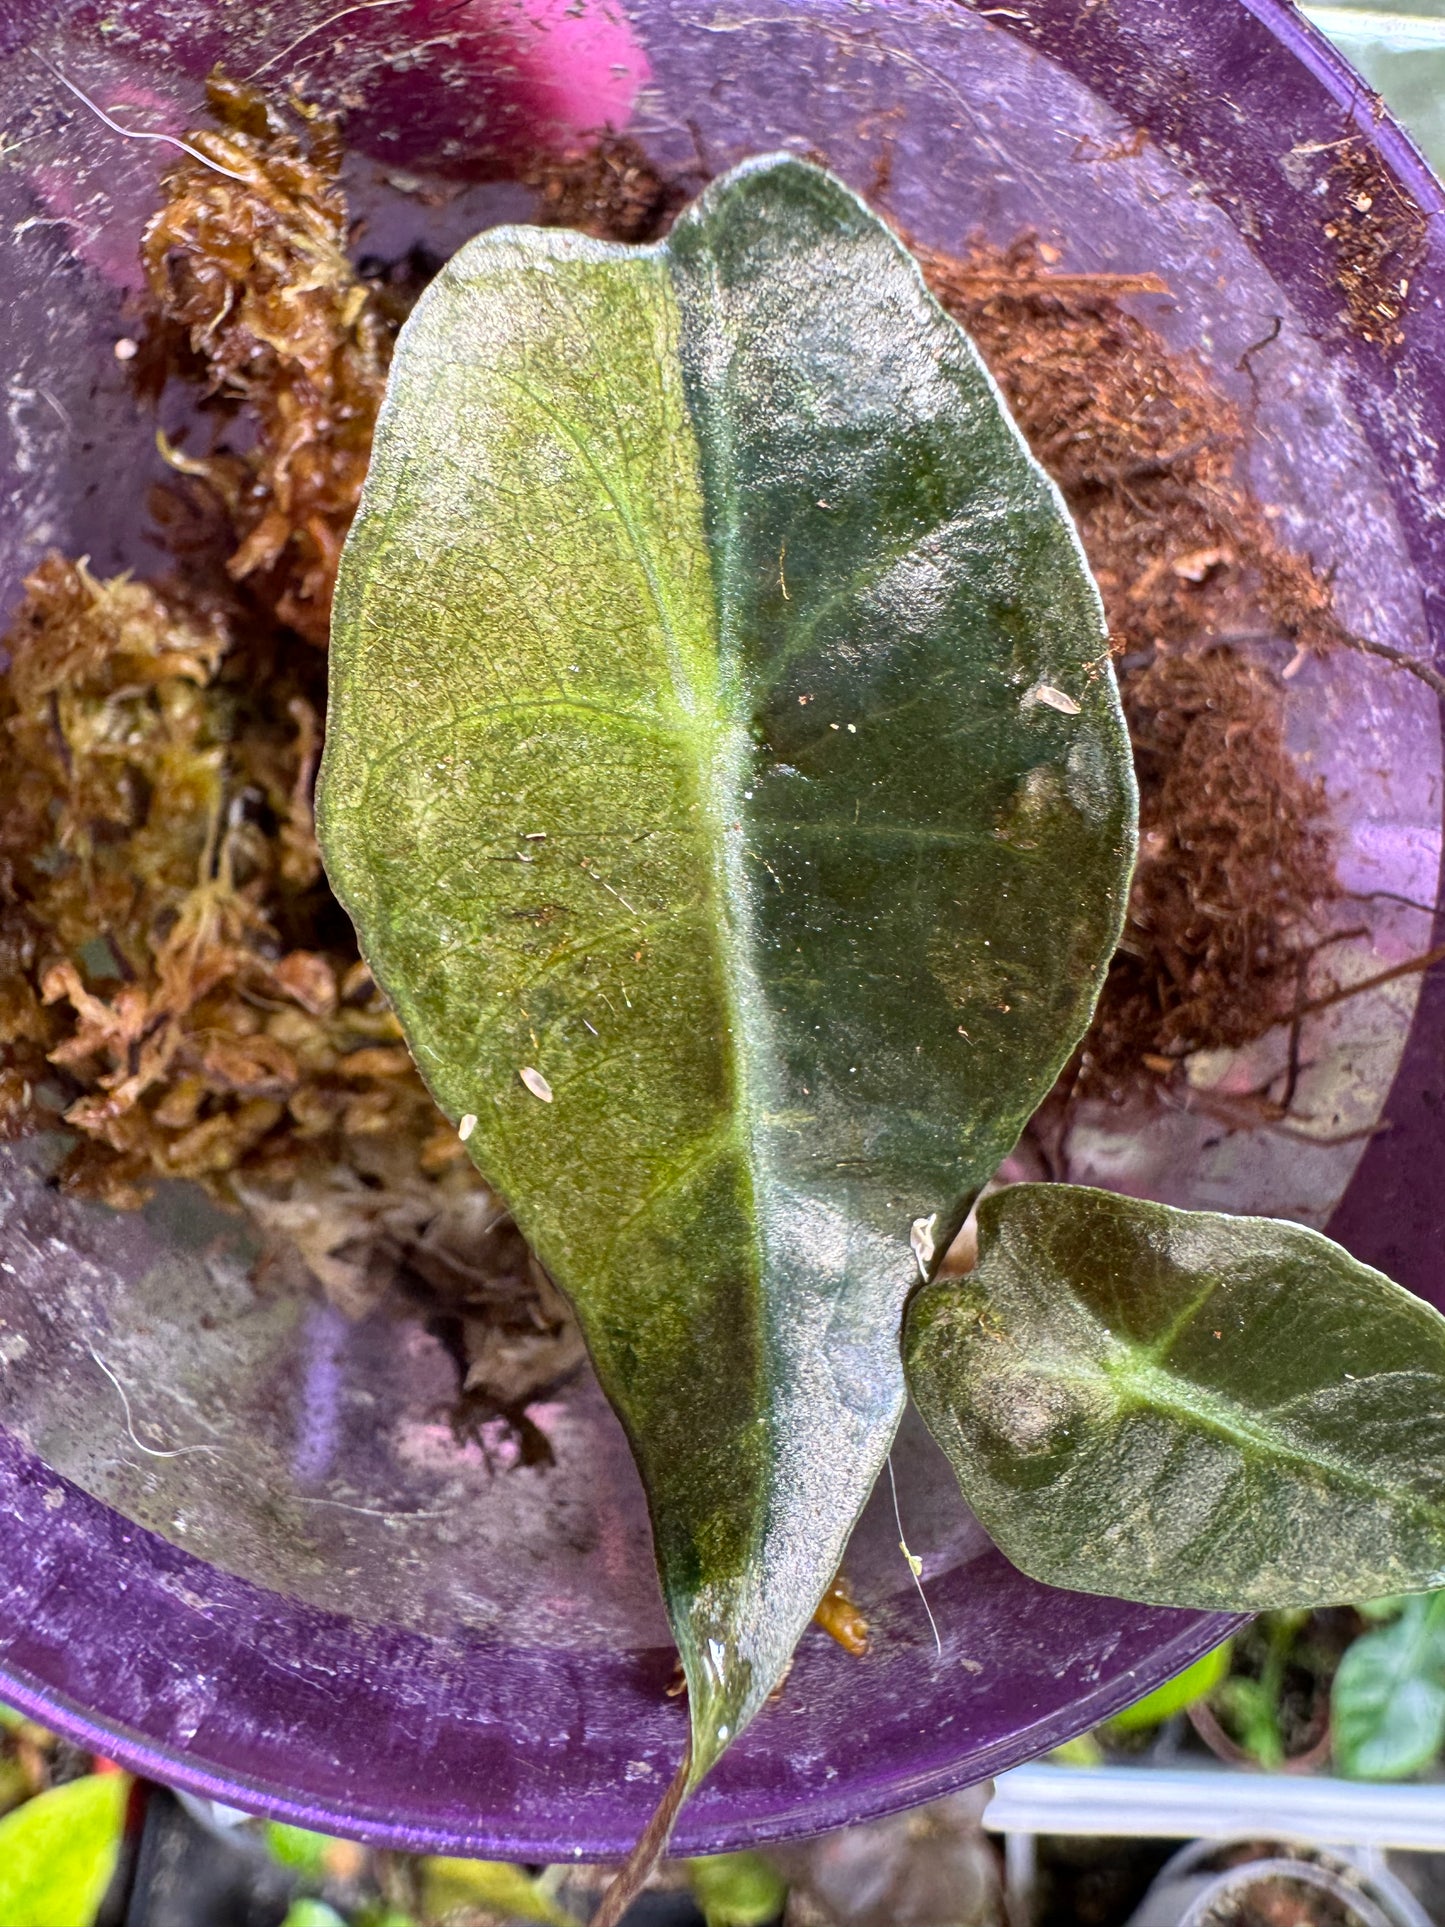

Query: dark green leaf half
[1332,1592,1445,1780]
[904,1184,1445,1611]
[319,156,1135,1775]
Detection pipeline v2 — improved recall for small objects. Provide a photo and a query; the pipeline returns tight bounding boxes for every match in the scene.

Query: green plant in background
[1106,1640,1234,1737]
[263,1822,574,1927]
[0,1772,126,1927]
[419,1858,570,1925]
[688,1852,789,1927]
[269,1820,342,1879]
[1209,1612,1314,1772]
[282,1902,350,1927]
[319,152,1445,1914]
[1333,1591,1445,1779]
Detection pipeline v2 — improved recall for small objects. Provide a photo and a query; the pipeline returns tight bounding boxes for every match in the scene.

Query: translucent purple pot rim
[0,0,1442,1859]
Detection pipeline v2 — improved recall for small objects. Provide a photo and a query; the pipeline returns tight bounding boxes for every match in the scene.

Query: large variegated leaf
[905,1184,1445,1609]
[318,156,1135,1780]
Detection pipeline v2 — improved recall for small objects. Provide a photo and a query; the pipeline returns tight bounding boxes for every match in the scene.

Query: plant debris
[1320,136,1427,352]
[389,1193,587,1467]
[525,132,690,244]
[139,72,391,647]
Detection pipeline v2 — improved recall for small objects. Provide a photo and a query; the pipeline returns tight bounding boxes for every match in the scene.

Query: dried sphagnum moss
[139,73,390,647]
[0,81,585,1447]
[0,555,462,1214]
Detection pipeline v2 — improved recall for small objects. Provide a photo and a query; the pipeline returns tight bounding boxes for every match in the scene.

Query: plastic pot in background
[1126,1839,1434,1927]
[0,0,1443,1863]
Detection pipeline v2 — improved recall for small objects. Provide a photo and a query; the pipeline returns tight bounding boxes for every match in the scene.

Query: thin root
[37,56,252,183]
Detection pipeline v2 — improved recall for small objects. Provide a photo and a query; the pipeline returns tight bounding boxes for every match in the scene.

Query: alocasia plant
[317,152,1445,1905]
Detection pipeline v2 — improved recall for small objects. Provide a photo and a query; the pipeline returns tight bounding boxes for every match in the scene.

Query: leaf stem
[591,1735,694,1927]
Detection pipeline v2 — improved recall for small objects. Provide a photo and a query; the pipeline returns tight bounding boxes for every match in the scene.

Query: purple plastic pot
[0,0,1441,1861]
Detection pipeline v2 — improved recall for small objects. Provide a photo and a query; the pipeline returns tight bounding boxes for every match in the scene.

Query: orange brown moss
[919,238,1345,1097]
[139,73,391,646]
[0,555,463,1217]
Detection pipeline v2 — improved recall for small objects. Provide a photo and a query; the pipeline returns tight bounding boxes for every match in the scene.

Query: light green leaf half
[904,1184,1445,1610]
[320,155,1135,1777]
[1333,1590,1445,1779]
[0,1772,126,1927]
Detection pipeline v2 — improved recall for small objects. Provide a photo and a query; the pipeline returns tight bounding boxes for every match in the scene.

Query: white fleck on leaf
[1023,683,1081,715]
[458,1113,477,1141]
[519,1066,554,1103]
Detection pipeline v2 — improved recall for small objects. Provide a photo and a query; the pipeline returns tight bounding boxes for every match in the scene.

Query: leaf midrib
[518,252,769,1395]
[1031,1336,1445,1541]
[654,242,780,1622]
